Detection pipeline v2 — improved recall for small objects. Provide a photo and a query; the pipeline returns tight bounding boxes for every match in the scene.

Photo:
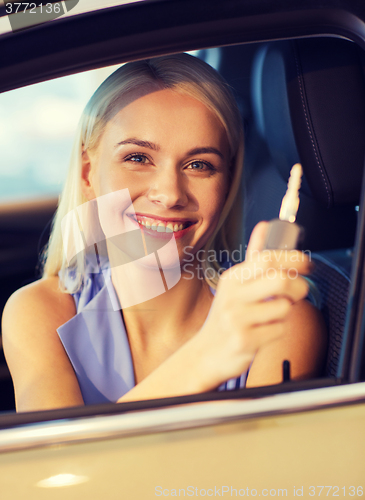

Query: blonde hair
[42,53,244,290]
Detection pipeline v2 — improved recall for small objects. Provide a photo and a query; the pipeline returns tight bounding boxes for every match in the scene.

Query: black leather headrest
[252,38,365,208]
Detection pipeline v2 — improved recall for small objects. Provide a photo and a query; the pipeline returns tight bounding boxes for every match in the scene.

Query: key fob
[264,219,304,250]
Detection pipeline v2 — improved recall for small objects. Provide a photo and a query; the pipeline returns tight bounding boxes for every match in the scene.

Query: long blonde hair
[42,53,244,290]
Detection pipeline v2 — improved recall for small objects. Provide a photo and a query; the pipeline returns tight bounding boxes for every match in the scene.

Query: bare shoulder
[1,275,77,372]
[282,298,328,378]
[246,299,328,388]
[1,277,82,411]
[2,276,76,331]
[286,298,328,360]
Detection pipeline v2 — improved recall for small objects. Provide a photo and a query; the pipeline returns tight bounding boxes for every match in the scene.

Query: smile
[127,214,196,234]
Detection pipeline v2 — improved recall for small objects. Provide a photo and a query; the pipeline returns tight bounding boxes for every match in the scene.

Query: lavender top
[57,260,247,405]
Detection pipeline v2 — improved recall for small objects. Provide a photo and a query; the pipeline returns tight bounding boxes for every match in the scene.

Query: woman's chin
[107,233,182,273]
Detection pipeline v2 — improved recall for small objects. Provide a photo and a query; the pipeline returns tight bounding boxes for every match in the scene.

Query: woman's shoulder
[2,276,77,341]
[2,277,84,411]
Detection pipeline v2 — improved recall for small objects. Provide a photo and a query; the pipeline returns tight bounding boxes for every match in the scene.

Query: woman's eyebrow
[115,138,160,150]
[115,140,224,159]
[187,147,224,159]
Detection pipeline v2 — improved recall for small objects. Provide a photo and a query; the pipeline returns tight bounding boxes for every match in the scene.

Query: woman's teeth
[136,218,188,233]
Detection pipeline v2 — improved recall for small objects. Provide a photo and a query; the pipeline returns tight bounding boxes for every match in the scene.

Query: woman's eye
[187,161,213,171]
[125,154,150,164]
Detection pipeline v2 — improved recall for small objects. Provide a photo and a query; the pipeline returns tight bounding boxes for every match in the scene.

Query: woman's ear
[81,149,96,200]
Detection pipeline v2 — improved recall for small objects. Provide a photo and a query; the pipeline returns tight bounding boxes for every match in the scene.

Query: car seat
[247,37,365,377]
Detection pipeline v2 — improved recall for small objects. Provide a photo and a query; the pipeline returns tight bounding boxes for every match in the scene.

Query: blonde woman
[2,54,327,412]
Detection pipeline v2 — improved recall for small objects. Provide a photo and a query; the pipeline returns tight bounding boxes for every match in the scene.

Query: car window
[0,38,362,417]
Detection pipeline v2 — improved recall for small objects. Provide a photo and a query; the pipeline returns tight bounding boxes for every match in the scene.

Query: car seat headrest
[252,38,365,208]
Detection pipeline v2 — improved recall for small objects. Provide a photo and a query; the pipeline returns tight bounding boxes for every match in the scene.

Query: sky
[0,64,120,200]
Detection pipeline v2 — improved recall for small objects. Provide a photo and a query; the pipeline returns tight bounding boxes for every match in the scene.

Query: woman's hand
[194,221,314,389]
[118,221,326,402]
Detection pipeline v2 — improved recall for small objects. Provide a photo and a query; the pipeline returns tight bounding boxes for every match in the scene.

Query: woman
[2,54,327,412]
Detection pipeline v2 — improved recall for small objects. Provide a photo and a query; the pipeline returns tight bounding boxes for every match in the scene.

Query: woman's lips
[127,214,196,239]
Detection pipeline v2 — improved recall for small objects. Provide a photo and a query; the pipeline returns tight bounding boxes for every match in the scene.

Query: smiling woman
[1,53,327,412]
[84,89,231,269]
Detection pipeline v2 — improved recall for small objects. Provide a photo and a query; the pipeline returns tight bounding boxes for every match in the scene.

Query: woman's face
[82,88,231,267]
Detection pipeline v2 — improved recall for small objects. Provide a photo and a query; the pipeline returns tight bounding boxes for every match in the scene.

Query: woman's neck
[111,262,214,348]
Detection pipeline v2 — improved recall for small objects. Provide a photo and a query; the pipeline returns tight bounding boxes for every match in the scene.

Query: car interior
[201,37,363,381]
[0,24,364,416]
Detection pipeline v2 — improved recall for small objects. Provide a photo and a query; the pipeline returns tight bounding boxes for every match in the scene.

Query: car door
[0,0,365,497]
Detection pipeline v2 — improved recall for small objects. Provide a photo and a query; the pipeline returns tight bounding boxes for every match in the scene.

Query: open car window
[0,38,362,414]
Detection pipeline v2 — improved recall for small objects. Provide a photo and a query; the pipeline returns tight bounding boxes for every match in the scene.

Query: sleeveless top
[57,259,247,405]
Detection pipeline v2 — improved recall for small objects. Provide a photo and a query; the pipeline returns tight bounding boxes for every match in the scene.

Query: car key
[263,163,304,250]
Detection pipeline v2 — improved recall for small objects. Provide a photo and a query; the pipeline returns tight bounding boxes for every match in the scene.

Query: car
[0,0,365,497]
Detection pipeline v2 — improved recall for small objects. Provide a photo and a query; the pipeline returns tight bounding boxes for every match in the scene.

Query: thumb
[246,221,269,261]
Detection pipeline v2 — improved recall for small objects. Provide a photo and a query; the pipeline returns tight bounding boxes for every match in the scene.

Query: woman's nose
[147,169,189,208]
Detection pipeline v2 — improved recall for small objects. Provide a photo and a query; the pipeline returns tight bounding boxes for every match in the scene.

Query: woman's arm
[116,244,323,403]
[246,298,327,387]
[3,224,327,410]
[116,222,326,402]
[2,277,84,412]
[243,222,327,387]
[115,296,327,403]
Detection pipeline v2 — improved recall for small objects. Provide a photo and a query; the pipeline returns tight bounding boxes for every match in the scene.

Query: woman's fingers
[221,252,312,280]
[245,249,312,271]
[221,297,295,335]
[226,273,309,304]
[244,297,294,326]
[219,251,312,303]
[208,298,295,364]
[244,222,314,281]
[246,221,269,260]
[247,321,287,350]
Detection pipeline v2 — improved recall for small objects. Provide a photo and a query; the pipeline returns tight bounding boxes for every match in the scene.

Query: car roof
[1,0,365,94]
[0,0,149,36]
